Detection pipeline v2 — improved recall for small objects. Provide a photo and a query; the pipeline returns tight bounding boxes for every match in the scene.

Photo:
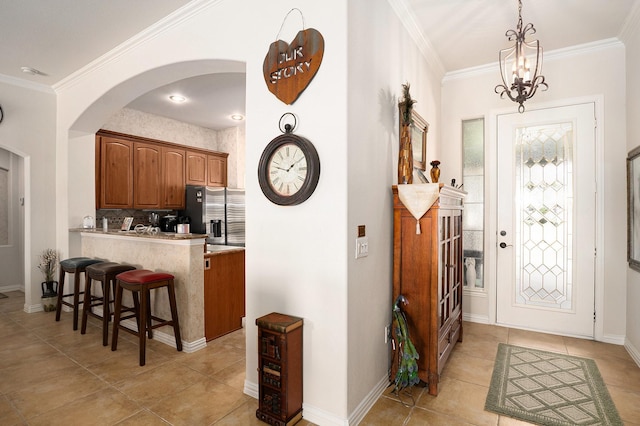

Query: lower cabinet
[204,249,245,341]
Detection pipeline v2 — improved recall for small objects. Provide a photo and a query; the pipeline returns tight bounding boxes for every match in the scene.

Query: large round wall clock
[258,131,320,206]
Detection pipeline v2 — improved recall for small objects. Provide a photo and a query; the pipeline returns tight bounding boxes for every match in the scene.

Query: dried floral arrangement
[38,248,59,282]
[399,82,416,126]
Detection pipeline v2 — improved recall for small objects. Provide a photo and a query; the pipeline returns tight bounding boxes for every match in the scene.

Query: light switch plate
[355,236,369,259]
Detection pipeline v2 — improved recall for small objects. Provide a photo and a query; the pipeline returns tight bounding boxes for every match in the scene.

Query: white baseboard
[244,380,258,399]
[346,374,389,425]
[0,285,23,293]
[625,339,640,368]
[462,313,489,324]
[600,333,626,345]
[244,374,389,426]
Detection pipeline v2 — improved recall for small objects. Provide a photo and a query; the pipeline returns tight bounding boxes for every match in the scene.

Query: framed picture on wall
[405,109,429,171]
[627,146,640,271]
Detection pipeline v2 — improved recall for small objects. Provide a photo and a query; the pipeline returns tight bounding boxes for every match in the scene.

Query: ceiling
[0,0,637,129]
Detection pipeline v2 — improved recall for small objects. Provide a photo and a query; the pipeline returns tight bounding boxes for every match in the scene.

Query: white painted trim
[244,380,258,399]
[53,0,223,92]
[463,313,490,324]
[444,39,624,82]
[599,334,625,346]
[0,73,54,93]
[618,0,640,43]
[347,374,389,426]
[302,402,348,426]
[488,96,605,340]
[387,0,445,80]
[625,339,640,368]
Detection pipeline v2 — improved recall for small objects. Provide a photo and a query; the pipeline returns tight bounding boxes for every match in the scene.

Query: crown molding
[618,0,640,44]
[443,38,624,83]
[387,0,446,81]
[52,0,221,93]
[0,73,54,94]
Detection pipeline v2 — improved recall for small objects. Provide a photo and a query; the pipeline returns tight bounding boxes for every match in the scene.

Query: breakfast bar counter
[77,230,208,352]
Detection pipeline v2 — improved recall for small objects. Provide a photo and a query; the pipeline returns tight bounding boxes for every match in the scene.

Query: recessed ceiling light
[168,94,186,103]
[21,66,43,75]
[230,114,244,121]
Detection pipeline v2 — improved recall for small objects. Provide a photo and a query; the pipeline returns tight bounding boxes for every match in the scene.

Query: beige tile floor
[1,290,639,425]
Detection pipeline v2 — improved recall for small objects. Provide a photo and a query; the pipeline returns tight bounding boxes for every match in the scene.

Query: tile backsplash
[96,209,177,230]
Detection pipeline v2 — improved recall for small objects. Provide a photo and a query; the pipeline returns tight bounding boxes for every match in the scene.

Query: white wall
[53,0,354,423]
[0,79,56,308]
[442,41,628,341]
[624,17,640,361]
[346,0,442,416]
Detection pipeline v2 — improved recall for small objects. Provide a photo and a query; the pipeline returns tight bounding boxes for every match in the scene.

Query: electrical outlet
[355,236,369,259]
[384,325,390,343]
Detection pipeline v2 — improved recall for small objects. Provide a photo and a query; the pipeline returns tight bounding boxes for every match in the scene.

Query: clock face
[258,133,320,206]
[267,143,308,196]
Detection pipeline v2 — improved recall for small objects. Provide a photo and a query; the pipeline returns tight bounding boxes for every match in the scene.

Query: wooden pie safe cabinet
[391,184,466,396]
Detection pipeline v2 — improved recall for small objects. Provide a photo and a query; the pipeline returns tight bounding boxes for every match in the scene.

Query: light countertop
[70,228,206,241]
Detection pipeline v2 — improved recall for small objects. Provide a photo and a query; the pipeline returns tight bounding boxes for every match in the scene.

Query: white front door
[496,103,596,338]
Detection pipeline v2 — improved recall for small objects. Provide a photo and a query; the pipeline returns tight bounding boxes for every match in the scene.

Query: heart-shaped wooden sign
[263,28,324,105]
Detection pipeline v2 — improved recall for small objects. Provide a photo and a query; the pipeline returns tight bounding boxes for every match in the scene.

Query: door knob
[500,242,508,248]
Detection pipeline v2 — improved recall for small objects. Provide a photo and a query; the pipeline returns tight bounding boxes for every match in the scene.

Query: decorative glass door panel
[514,123,573,310]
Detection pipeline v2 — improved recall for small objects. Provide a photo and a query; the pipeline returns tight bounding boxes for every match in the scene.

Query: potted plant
[38,248,59,312]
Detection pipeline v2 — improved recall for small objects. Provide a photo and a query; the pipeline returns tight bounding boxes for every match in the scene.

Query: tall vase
[398,123,413,184]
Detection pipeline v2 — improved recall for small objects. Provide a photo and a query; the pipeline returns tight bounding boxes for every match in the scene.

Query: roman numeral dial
[267,143,308,196]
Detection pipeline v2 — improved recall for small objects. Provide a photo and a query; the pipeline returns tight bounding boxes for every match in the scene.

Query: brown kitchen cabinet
[207,153,227,187]
[162,146,185,209]
[186,150,208,185]
[391,184,465,396]
[256,312,303,426]
[96,130,227,209]
[96,135,133,209]
[133,142,162,209]
[204,249,245,341]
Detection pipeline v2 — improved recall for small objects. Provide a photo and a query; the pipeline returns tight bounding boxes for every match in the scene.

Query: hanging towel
[397,184,440,234]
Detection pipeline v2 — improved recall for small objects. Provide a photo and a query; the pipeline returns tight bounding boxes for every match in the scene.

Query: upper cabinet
[186,150,228,187]
[96,130,227,209]
[96,136,134,209]
[207,153,227,187]
[133,142,162,209]
[186,151,207,185]
[162,147,186,209]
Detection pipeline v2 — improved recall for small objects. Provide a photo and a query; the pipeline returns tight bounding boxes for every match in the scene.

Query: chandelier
[495,0,548,113]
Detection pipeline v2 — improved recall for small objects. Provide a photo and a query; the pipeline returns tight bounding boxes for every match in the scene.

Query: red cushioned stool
[111,269,182,366]
[81,262,136,346]
[55,257,104,330]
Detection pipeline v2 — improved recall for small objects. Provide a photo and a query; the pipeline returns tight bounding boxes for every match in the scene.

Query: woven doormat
[485,343,623,425]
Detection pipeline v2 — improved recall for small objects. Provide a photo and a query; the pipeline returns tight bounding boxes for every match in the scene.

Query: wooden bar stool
[81,262,136,346]
[55,257,104,330]
[111,269,182,366]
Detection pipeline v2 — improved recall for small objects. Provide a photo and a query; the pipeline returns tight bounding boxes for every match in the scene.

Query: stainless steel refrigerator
[182,185,245,246]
